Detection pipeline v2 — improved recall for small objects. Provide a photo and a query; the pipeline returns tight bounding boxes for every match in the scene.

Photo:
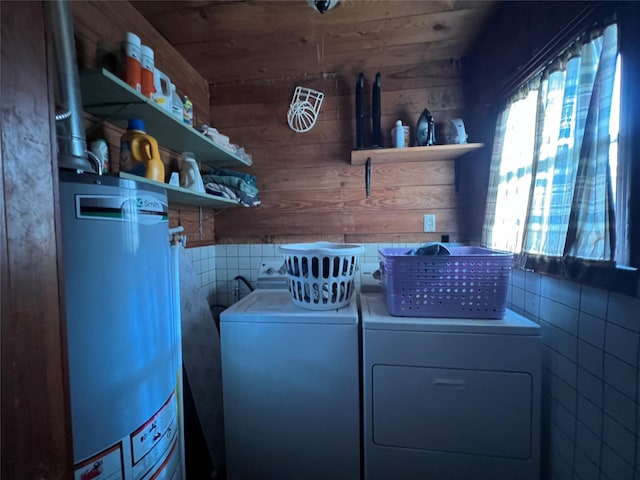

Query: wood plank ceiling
[132,0,497,86]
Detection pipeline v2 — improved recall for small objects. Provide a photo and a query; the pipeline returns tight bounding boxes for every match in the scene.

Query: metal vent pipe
[48,0,94,172]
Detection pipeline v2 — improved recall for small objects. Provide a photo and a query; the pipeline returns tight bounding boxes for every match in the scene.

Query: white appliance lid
[361,293,540,334]
[221,289,358,325]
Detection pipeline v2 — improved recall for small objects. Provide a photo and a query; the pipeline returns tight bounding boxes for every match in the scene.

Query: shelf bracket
[85,102,136,136]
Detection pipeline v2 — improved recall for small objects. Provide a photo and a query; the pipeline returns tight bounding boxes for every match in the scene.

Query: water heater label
[130,392,178,480]
[147,439,181,480]
[76,195,168,225]
[74,442,124,480]
[72,391,180,480]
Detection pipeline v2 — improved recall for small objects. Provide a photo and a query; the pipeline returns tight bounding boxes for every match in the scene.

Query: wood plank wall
[135,0,496,245]
[71,0,215,246]
[211,1,492,244]
[1,2,73,477]
[210,66,464,245]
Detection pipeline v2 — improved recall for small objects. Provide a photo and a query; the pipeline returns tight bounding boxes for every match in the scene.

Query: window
[482,23,629,274]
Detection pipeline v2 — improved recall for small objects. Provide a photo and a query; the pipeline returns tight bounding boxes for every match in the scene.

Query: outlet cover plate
[423,214,436,232]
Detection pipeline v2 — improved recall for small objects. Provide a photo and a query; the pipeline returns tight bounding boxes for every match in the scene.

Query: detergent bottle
[182,96,193,126]
[119,119,165,182]
[140,45,155,99]
[171,84,183,121]
[179,152,205,193]
[152,68,172,113]
[135,136,164,182]
[392,120,405,149]
[122,32,141,91]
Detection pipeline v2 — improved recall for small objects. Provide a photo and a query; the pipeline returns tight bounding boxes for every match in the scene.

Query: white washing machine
[220,289,361,480]
[360,293,541,480]
[256,259,288,289]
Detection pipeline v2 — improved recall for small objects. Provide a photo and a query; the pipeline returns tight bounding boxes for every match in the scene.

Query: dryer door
[372,365,533,459]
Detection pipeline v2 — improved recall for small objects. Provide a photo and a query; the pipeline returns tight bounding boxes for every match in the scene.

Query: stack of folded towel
[201,168,261,207]
[197,126,253,165]
[198,126,234,151]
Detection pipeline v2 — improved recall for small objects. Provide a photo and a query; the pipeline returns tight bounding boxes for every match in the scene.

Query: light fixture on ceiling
[306,0,339,14]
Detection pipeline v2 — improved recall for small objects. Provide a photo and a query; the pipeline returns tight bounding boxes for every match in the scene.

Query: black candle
[372,72,381,147]
[355,73,365,149]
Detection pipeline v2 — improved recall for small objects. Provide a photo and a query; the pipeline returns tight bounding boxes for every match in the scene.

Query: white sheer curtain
[482,86,538,253]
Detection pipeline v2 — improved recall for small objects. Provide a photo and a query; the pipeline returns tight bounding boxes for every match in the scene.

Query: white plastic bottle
[180,152,205,193]
[152,68,172,113]
[171,83,183,121]
[393,120,405,149]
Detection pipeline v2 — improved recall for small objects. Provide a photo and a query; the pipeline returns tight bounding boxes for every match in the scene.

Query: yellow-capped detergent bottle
[133,134,164,182]
[119,118,165,182]
[120,118,146,174]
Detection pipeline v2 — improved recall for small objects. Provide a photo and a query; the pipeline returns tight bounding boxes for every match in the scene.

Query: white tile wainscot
[184,245,216,304]
[505,269,640,480]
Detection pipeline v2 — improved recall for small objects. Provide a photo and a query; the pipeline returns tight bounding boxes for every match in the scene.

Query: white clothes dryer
[220,289,361,480]
[360,293,541,480]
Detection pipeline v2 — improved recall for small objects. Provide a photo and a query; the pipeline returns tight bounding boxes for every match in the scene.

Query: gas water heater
[59,172,182,480]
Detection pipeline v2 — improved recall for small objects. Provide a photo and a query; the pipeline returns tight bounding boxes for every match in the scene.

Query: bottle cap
[140,45,154,60]
[396,119,402,126]
[127,118,145,131]
[124,32,141,46]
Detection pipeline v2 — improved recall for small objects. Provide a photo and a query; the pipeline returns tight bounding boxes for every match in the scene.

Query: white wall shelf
[80,69,250,168]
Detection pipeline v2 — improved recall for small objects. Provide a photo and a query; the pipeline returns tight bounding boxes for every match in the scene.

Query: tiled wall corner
[506,270,640,480]
[214,243,279,307]
[183,245,216,304]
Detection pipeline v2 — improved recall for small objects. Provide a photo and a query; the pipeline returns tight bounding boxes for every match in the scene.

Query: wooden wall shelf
[119,172,241,208]
[80,69,251,168]
[351,143,484,165]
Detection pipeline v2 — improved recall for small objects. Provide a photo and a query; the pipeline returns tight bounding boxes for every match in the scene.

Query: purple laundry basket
[379,246,513,319]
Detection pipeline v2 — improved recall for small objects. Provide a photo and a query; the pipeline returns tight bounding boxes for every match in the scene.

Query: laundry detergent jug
[120,118,165,182]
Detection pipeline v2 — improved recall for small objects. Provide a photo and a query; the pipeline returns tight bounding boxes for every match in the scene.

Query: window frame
[618,3,640,271]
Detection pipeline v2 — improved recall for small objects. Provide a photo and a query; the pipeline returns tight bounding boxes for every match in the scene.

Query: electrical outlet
[423,214,436,232]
